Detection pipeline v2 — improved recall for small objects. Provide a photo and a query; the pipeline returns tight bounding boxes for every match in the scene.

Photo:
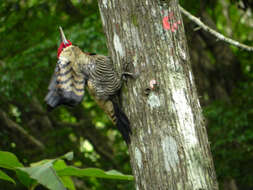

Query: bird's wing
[45,58,86,110]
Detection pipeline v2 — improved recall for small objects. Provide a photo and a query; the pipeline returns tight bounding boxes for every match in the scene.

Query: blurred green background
[0,0,252,189]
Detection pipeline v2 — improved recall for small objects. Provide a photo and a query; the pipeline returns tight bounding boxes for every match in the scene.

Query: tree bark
[98,0,218,189]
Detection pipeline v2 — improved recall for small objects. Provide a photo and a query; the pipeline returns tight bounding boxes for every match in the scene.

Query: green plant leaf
[0,151,23,170]
[18,161,66,190]
[61,152,74,161]
[60,176,76,190]
[16,169,36,188]
[54,160,75,190]
[30,159,54,167]
[56,166,134,181]
[0,169,16,184]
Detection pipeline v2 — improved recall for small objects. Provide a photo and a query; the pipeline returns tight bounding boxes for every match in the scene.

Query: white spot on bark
[151,8,156,17]
[189,71,193,85]
[100,13,105,25]
[179,46,187,60]
[172,87,198,147]
[113,34,124,57]
[135,147,142,169]
[123,22,127,30]
[162,136,179,172]
[197,98,201,108]
[174,59,182,71]
[133,55,138,67]
[148,126,151,134]
[102,0,107,8]
[108,0,112,8]
[147,93,161,109]
[133,87,138,97]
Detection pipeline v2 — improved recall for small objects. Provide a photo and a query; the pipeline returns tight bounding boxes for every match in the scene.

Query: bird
[45,27,131,143]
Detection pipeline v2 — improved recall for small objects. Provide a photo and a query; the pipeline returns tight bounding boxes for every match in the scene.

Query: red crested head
[57,40,72,58]
[57,26,72,58]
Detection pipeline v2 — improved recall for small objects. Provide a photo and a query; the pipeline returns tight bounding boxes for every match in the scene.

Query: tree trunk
[98,0,218,189]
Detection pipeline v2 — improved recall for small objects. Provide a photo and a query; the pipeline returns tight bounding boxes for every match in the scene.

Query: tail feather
[45,74,61,110]
[112,101,132,144]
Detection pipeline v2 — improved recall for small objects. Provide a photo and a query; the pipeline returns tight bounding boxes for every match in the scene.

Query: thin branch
[179,5,253,51]
[0,109,45,150]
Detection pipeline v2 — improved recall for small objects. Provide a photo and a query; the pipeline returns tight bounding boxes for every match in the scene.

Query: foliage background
[0,0,252,189]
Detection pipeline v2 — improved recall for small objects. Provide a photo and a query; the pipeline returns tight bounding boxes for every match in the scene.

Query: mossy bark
[98,0,218,189]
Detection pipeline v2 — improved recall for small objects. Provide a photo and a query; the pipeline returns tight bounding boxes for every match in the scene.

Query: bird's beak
[59,26,69,45]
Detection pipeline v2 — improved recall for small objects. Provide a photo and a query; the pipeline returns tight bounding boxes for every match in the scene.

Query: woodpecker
[45,27,131,143]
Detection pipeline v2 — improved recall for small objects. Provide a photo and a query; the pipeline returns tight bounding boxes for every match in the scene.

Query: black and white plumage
[45,27,131,143]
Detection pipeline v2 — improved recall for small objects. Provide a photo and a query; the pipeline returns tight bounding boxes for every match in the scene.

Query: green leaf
[61,152,74,161]
[0,151,23,170]
[30,159,54,167]
[0,169,16,184]
[60,176,76,190]
[54,160,76,190]
[105,170,128,176]
[16,169,36,188]
[18,161,66,190]
[29,152,73,167]
[53,160,68,171]
[56,166,134,181]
